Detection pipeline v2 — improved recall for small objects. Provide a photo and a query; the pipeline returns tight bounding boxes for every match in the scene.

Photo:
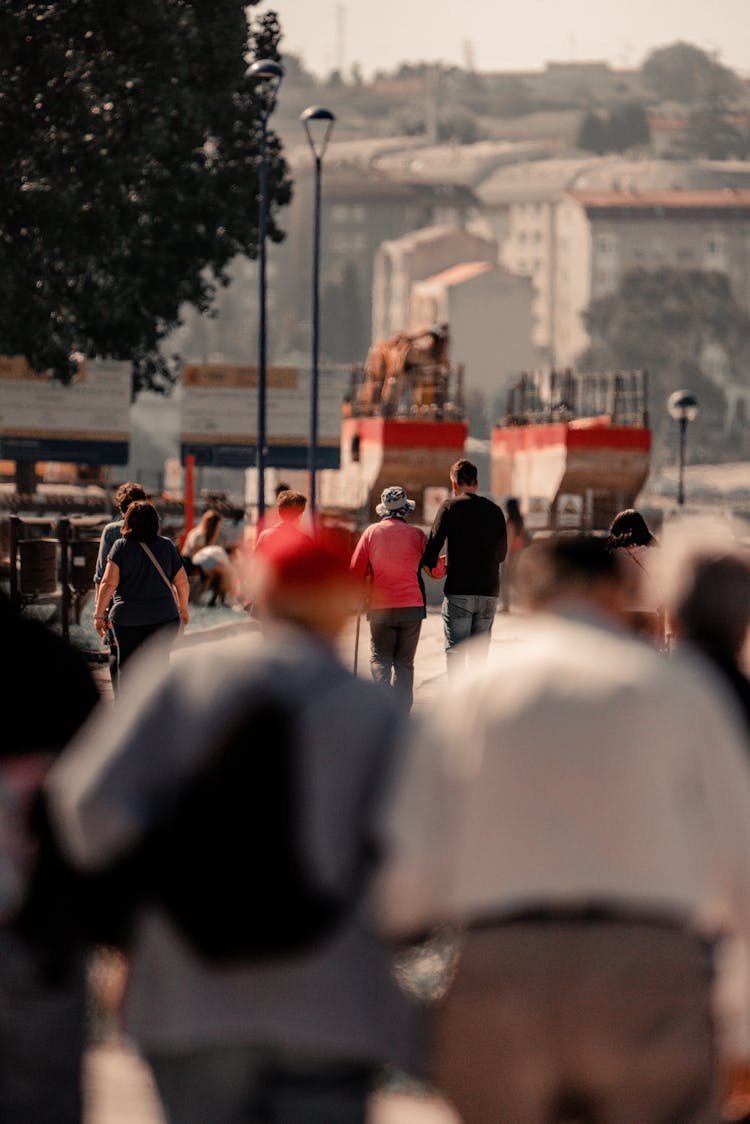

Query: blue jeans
[147,1047,373,1124]
[442,595,497,672]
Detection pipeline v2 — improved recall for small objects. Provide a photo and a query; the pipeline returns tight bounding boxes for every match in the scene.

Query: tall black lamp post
[667,389,699,507]
[247,58,283,522]
[300,105,335,514]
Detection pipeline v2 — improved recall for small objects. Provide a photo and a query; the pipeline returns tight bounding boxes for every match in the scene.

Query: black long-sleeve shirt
[421,492,507,597]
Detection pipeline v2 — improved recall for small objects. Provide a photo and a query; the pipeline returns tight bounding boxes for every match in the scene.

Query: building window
[331,203,367,224]
[595,233,618,255]
[705,232,728,270]
[331,231,369,254]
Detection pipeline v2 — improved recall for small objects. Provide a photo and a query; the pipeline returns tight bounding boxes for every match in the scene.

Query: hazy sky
[257,0,748,79]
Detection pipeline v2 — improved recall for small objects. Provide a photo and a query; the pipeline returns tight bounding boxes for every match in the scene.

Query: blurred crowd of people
[6,464,750,1123]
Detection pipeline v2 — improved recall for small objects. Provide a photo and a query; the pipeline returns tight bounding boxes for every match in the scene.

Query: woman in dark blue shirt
[93,500,189,686]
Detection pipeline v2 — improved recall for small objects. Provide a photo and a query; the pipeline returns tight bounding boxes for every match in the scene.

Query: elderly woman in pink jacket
[351,486,444,711]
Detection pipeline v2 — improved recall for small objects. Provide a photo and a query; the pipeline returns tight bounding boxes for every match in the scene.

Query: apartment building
[372,224,498,340]
[275,147,480,364]
[409,260,536,402]
[477,157,750,366]
[553,188,750,365]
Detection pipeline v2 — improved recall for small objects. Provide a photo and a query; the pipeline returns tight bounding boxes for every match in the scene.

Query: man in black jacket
[421,458,507,672]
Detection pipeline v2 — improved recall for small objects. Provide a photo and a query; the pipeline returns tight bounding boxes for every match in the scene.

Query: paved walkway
[82,607,531,1124]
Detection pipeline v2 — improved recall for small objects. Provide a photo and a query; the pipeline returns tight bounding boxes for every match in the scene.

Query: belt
[470,903,688,933]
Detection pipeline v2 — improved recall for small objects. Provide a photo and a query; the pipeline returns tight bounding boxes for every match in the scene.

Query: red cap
[251,526,358,628]
[256,526,349,586]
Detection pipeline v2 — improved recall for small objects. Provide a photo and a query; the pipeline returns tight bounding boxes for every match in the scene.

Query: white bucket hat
[376,485,416,518]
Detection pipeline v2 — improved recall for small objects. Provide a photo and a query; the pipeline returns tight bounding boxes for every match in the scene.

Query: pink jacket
[350,518,428,611]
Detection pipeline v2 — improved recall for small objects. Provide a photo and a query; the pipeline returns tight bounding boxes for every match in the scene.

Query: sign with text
[180,362,350,469]
[0,357,131,464]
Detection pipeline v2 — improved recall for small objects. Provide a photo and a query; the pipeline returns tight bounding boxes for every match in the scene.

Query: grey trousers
[432,919,718,1124]
[369,619,422,710]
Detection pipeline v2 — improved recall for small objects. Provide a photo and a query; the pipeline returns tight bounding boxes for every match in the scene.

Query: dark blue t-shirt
[108,536,182,627]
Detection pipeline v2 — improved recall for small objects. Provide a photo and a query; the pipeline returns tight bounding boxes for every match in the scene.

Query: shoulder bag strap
[140,543,179,607]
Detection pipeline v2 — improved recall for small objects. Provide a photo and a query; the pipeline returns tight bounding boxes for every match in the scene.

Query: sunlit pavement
[83,606,531,1124]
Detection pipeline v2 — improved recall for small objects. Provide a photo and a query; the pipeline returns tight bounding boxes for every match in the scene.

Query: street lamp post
[667,389,699,507]
[247,58,284,523]
[301,105,335,514]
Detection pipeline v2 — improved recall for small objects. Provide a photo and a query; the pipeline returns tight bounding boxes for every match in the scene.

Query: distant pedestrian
[607,507,663,645]
[47,527,425,1124]
[93,499,189,684]
[421,459,507,671]
[182,508,240,605]
[255,490,308,549]
[376,533,750,1124]
[93,481,147,693]
[351,485,439,711]
[659,514,750,733]
[498,496,530,612]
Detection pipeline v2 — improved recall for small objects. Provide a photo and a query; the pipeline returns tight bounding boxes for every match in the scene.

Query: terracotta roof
[568,189,750,209]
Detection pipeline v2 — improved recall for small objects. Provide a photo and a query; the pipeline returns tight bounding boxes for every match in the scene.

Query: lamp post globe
[301,106,335,515]
[667,390,699,507]
[247,58,284,523]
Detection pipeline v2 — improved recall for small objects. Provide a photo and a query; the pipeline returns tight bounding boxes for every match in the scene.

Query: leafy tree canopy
[641,41,741,104]
[677,96,749,160]
[579,268,750,460]
[0,1,292,394]
[577,102,650,155]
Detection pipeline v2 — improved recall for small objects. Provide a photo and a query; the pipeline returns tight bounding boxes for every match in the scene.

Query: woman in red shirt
[351,486,442,711]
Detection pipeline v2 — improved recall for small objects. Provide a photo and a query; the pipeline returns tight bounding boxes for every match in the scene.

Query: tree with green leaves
[577,102,650,154]
[641,41,741,104]
[579,268,750,463]
[678,95,749,160]
[0,1,291,394]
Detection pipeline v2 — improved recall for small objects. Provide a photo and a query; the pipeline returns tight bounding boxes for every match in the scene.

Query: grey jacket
[46,623,425,1072]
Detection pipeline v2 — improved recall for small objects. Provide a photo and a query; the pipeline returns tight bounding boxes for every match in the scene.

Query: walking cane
[353,612,361,674]
[354,569,371,675]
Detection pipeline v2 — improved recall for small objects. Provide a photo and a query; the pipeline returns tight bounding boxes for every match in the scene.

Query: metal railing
[502,368,649,429]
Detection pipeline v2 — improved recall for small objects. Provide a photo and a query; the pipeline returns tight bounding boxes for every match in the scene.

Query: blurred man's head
[517,533,627,620]
[251,527,358,640]
[658,516,750,660]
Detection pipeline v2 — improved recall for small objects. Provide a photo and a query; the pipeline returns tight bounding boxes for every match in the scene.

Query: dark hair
[122,500,160,542]
[450,459,478,487]
[672,552,750,658]
[517,533,621,608]
[115,481,146,516]
[505,496,524,531]
[607,509,655,549]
